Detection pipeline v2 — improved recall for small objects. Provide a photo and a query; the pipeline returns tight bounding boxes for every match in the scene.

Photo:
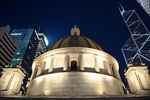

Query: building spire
[118,3,125,15]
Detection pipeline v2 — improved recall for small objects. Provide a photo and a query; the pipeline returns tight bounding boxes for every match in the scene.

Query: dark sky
[0,0,150,84]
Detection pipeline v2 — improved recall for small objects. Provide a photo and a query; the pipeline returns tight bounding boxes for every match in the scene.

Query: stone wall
[26,72,125,96]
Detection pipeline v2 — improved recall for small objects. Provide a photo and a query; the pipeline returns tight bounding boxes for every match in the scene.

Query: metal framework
[118,4,150,67]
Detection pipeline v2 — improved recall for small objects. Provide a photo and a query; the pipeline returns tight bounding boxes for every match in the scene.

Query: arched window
[71,60,77,71]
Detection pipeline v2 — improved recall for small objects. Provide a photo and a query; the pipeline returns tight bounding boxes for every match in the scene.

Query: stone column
[35,62,46,76]
[49,57,54,72]
[111,64,121,80]
[31,65,40,79]
[79,55,84,71]
[94,57,100,72]
[63,55,69,71]
[103,61,111,75]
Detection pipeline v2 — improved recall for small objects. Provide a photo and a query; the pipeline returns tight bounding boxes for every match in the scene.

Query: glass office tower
[10,29,39,76]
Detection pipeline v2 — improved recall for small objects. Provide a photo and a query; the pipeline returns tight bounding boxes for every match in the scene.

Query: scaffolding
[118,4,150,67]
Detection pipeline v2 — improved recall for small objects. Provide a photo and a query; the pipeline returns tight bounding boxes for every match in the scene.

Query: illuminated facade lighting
[26,26,125,96]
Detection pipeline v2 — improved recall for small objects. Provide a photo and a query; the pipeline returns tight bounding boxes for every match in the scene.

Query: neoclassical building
[1,26,150,97]
[26,26,126,96]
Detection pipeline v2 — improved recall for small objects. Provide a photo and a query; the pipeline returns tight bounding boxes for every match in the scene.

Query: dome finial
[71,25,80,36]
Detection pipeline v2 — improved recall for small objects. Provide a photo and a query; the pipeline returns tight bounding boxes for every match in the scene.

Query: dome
[26,26,125,96]
[48,26,103,51]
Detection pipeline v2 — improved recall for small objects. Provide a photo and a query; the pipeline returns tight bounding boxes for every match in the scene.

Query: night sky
[0,0,150,85]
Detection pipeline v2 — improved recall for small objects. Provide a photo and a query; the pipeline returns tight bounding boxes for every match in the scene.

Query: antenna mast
[38,26,41,33]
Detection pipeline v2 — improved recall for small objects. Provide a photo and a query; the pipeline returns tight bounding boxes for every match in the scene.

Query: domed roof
[48,26,103,51]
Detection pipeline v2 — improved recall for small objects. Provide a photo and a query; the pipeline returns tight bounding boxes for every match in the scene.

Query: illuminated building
[0,25,18,73]
[10,29,39,76]
[137,0,150,16]
[0,68,25,95]
[26,26,126,96]
[34,33,48,59]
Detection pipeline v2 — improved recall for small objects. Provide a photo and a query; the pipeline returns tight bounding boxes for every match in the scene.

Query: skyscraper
[10,29,39,76]
[119,4,150,68]
[119,5,150,95]
[34,33,48,59]
[137,0,150,16]
[0,25,18,73]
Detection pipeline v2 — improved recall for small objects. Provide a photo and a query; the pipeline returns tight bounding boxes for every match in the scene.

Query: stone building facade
[26,26,125,96]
